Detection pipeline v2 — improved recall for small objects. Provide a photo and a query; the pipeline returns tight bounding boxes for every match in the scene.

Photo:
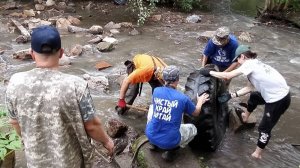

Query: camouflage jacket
[6,68,96,168]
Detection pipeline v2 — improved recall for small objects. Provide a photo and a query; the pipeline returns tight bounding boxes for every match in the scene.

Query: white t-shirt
[237,59,289,103]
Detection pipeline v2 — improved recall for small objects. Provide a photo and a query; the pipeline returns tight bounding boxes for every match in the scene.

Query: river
[0,0,299,167]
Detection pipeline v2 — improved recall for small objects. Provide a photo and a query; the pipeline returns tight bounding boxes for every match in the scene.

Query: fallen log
[11,19,31,39]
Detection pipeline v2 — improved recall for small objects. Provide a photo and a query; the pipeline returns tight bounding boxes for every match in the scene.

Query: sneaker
[161,150,176,162]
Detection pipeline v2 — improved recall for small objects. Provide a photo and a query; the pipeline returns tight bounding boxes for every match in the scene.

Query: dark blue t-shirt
[145,86,196,149]
[203,34,238,70]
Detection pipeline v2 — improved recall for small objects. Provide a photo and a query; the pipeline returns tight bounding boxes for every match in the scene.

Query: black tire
[183,64,229,151]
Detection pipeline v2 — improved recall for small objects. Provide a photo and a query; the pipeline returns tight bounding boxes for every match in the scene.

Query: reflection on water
[1,1,300,167]
[231,0,265,17]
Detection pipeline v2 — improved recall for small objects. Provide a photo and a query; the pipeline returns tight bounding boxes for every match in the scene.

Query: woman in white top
[200,45,291,159]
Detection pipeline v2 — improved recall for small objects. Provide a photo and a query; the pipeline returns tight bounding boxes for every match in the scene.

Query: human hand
[197,92,210,104]
[103,138,114,157]
[199,68,211,76]
[117,99,126,109]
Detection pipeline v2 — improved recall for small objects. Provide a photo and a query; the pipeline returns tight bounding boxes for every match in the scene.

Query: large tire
[184,65,229,151]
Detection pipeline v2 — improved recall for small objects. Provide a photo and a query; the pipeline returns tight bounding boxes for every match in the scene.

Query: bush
[0,108,22,160]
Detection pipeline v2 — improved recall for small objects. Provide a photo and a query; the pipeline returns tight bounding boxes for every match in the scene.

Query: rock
[83,45,93,53]
[129,28,139,36]
[59,54,71,66]
[12,49,32,60]
[15,35,30,44]
[120,22,133,28]
[151,15,162,22]
[88,25,103,34]
[9,12,23,17]
[104,21,121,30]
[102,37,118,44]
[56,18,71,30]
[0,49,4,55]
[186,15,201,23]
[35,4,45,11]
[110,29,120,34]
[197,30,215,42]
[23,9,35,17]
[46,0,55,7]
[82,74,109,92]
[238,31,253,43]
[95,61,112,70]
[105,118,128,138]
[70,44,83,56]
[57,2,67,10]
[96,42,114,52]
[87,35,103,44]
[67,25,88,33]
[28,18,52,30]
[67,16,81,25]
[3,2,17,10]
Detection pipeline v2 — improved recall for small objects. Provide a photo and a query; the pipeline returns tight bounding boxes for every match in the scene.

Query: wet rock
[88,25,103,35]
[59,54,71,66]
[13,49,32,60]
[88,35,103,44]
[151,15,162,22]
[35,4,45,11]
[197,30,215,42]
[104,21,121,30]
[113,136,129,155]
[129,28,139,36]
[96,42,114,52]
[238,31,253,43]
[83,44,93,53]
[102,37,118,44]
[56,18,71,30]
[23,9,35,17]
[67,25,88,33]
[110,29,120,34]
[67,16,81,25]
[46,0,55,7]
[82,74,109,92]
[106,118,128,138]
[95,61,112,70]
[120,22,133,28]
[186,14,201,23]
[27,18,52,30]
[70,44,83,56]
[15,35,30,44]
[3,2,17,10]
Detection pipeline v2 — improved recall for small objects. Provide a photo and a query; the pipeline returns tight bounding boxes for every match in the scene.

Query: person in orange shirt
[116,54,167,114]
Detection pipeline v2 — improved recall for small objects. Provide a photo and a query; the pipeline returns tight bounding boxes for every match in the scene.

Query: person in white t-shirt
[199,45,291,159]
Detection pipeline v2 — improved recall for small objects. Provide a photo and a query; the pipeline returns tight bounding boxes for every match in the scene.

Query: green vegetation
[0,107,22,160]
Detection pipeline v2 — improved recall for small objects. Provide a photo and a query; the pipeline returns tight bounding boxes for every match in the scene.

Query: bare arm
[84,117,114,156]
[223,62,239,72]
[119,77,130,99]
[210,68,242,80]
[9,119,21,137]
[233,81,254,98]
[192,93,210,116]
[201,55,208,67]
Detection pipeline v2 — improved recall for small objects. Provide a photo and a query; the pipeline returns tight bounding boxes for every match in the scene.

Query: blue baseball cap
[31,26,61,54]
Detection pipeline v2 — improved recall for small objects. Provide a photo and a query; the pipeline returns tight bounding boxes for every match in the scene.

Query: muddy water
[1,1,300,167]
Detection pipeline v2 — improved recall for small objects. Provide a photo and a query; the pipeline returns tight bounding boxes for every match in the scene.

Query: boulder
[59,54,71,66]
[35,4,45,11]
[186,15,201,23]
[70,44,83,56]
[12,49,32,60]
[88,25,103,35]
[56,18,71,30]
[96,42,114,52]
[67,16,81,25]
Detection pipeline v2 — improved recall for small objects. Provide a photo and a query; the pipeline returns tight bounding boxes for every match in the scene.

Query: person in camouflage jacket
[6,26,114,168]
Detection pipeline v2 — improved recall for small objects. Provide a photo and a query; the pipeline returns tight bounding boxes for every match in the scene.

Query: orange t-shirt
[127,54,167,84]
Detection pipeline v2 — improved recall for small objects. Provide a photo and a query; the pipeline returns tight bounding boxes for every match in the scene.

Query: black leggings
[246,91,291,149]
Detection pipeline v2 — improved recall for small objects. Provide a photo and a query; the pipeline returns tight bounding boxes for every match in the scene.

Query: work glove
[218,91,232,103]
[199,68,211,77]
[117,99,126,108]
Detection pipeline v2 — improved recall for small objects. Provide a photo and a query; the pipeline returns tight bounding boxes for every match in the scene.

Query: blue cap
[31,26,61,54]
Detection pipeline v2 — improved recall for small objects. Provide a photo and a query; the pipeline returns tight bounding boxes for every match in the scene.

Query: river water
[0,0,299,167]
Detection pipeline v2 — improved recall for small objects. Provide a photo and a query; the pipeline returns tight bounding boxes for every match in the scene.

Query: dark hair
[243,50,257,59]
